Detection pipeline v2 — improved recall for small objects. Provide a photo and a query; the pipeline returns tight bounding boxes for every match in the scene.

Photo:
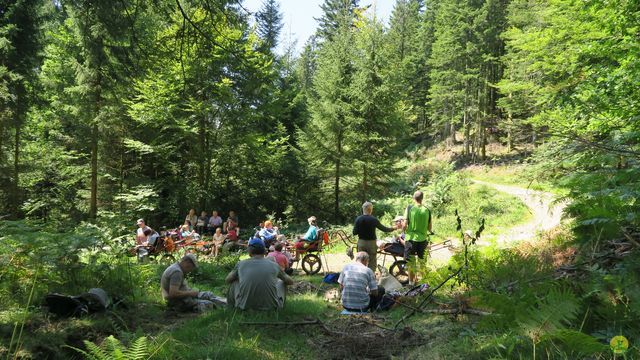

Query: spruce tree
[0,0,43,217]
[300,24,356,222]
[315,0,359,41]
[350,17,405,201]
[255,0,283,51]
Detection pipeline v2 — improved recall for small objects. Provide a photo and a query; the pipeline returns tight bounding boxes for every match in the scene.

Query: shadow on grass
[155,294,334,359]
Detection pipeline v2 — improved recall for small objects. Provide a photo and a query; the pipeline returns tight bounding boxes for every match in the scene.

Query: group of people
[353,190,432,285]
[160,238,293,312]
[158,190,432,314]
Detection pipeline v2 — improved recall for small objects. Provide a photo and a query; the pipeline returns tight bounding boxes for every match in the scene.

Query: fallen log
[422,308,492,316]
[239,319,320,326]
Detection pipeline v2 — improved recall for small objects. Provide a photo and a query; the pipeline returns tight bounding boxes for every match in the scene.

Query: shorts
[404,240,427,260]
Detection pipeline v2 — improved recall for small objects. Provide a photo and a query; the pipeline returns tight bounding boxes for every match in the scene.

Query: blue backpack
[323,272,340,284]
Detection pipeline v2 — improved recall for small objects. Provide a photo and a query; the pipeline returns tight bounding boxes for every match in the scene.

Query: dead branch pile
[555,230,639,279]
[309,316,422,359]
[289,281,319,295]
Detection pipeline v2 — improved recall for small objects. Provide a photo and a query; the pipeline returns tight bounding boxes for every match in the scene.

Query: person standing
[403,190,432,285]
[352,202,396,272]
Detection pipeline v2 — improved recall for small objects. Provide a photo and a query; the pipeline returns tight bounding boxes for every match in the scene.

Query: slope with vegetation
[1,0,638,358]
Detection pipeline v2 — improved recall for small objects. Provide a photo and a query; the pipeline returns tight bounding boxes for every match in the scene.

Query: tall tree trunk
[507,91,513,152]
[532,129,537,147]
[334,132,342,223]
[0,117,4,167]
[12,117,21,217]
[450,122,456,143]
[480,120,486,160]
[198,115,206,210]
[362,163,368,202]
[89,122,98,220]
[463,112,470,156]
[119,129,125,215]
[89,69,102,220]
[204,128,212,211]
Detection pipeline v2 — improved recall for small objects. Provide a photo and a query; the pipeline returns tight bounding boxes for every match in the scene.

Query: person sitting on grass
[220,222,241,254]
[267,242,293,275]
[225,238,294,311]
[211,227,226,257]
[294,216,318,257]
[207,210,223,234]
[160,254,215,312]
[196,211,208,235]
[338,251,385,313]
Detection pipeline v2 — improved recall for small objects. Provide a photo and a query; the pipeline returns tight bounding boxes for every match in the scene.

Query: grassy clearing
[376,178,531,245]
[462,164,564,195]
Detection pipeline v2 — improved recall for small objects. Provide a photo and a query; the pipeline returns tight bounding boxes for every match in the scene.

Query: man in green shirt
[403,190,432,285]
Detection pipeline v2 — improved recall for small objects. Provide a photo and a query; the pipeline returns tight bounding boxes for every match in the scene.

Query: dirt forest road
[471,179,567,246]
[312,180,567,274]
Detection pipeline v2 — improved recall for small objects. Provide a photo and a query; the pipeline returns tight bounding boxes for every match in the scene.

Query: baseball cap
[248,237,265,249]
[181,253,198,268]
[136,218,144,225]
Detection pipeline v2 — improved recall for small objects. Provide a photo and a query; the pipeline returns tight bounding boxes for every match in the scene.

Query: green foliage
[71,335,153,360]
[255,0,284,51]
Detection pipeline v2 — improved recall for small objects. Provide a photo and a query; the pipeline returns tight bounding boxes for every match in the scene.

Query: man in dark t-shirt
[352,201,397,272]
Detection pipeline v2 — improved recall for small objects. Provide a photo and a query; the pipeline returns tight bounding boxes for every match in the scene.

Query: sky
[242,0,396,55]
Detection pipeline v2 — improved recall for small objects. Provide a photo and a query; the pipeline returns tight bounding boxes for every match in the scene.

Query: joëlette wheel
[389,260,409,285]
[301,253,321,275]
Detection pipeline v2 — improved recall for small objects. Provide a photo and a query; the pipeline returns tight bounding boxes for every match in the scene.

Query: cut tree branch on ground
[421,308,492,316]
[239,319,320,326]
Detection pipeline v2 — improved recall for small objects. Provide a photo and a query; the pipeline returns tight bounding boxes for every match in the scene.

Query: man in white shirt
[338,251,385,312]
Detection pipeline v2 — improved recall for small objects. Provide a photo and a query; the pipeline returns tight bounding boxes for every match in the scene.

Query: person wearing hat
[160,254,215,312]
[225,237,294,311]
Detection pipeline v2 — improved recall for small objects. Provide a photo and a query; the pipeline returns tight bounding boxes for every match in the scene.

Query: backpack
[322,272,340,284]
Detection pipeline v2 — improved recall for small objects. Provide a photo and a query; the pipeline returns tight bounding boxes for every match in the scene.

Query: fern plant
[70,335,151,360]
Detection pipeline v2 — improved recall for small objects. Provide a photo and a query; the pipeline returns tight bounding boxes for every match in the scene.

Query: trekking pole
[394,211,485,329]
[394,265,464,329]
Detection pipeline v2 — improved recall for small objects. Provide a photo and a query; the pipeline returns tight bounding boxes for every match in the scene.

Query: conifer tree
[0,0,43,217]
[300,24,356,222]
[350,17,405,201]
[315,0,359,41]
[255,0,283,51]
[386,0,433,141]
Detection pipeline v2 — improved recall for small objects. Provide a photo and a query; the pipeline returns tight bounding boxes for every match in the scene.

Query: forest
[1,0,639,359]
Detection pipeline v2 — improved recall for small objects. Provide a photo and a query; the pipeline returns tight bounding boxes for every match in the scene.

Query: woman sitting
[294,216,319,257]
[211,227,226,257]
[180,220,199,243]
